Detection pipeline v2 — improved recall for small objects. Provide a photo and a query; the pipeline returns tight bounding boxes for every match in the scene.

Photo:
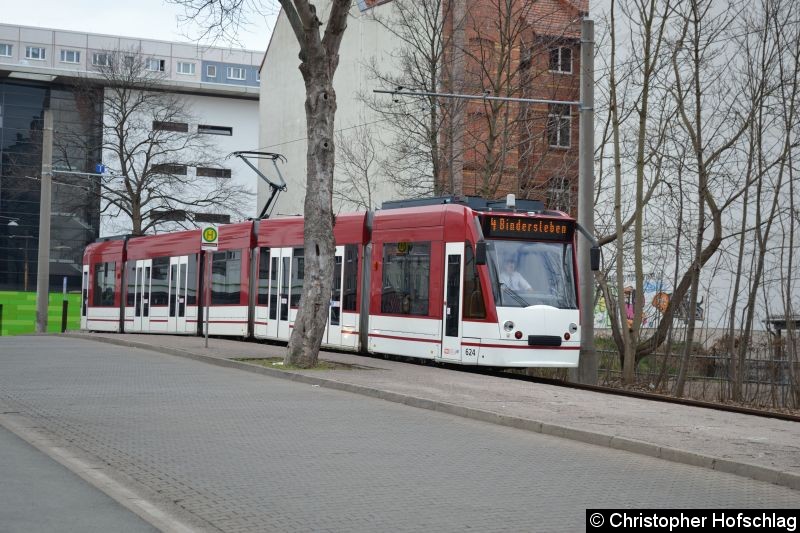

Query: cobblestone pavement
[74,332,800,481]
[0,425,157,533]
[1,336,798,533]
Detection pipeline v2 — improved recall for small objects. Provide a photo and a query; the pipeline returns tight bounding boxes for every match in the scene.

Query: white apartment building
[0,23,263,237]
[257,1,402,216]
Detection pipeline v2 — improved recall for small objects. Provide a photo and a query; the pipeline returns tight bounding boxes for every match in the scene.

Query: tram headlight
[503,321,514,331]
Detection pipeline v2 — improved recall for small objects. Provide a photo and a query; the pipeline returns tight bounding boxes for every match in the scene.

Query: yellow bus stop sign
[201,225,219,250]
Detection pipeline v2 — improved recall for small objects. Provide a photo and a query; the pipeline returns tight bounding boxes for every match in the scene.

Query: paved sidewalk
[67,332,800,490]
[0,425,157,533]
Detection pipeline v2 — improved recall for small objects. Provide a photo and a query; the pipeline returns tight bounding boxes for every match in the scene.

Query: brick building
[442,0,586,213]
[259,0,586,215]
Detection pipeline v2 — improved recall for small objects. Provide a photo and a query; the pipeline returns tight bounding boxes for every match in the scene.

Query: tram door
[325,246,345,345]
[80,265,89,329]
[132,259,152,331]
[441,242,465,362]
[265,247,293,340]
[167,256,189,333]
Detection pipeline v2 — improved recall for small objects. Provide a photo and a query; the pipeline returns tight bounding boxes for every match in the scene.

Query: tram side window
[381,241,430,316]
[257,248,269,305]
[150,257,170,306]
[186,254,198,305]
[211,250,242,305]
[342,244,358,312]
[93,262,116,307]
[126,261,136,306]
[290,247,304,307]
[463,243,486,319]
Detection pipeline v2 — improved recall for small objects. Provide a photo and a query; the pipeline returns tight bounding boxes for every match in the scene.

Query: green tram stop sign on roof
[201,225,219,250]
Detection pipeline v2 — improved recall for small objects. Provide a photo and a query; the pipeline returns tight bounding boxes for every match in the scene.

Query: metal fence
[596,348,800,409]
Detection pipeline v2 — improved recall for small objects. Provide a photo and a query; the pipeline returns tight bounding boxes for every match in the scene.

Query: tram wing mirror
[590,246,600,271]
[475,242,487,265]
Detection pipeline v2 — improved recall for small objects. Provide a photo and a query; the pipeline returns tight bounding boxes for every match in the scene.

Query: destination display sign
[481,215,574,241]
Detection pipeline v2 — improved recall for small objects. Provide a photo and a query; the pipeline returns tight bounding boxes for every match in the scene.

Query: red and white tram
[82,196,594,367]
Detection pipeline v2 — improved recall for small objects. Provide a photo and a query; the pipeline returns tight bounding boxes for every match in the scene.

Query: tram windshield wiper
[500,283,530,307]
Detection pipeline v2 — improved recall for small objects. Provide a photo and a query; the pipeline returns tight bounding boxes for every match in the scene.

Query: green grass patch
[236,357,356,371]
[0,291,82,336]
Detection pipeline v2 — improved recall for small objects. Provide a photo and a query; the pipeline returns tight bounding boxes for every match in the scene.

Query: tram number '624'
[465,348,477,358]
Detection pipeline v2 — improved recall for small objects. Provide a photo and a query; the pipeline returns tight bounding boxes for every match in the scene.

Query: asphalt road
[0,336,798,532]
[0,423,156,533]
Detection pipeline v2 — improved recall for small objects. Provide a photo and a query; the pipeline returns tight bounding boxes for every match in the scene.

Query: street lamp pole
[36,109,53,333]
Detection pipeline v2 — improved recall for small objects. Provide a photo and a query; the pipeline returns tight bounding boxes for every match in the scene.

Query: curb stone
[0,411,221,533]
[63,333,800,492]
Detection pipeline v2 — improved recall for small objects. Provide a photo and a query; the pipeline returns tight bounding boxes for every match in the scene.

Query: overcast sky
[2,0,276,52]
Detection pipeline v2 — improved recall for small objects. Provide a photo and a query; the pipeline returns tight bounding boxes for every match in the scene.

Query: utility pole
[573,18,597,384]
[35,109,53,333]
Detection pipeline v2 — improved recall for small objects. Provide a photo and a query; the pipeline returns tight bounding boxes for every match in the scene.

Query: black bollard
[61,300,69,333]
[0,303,3,336]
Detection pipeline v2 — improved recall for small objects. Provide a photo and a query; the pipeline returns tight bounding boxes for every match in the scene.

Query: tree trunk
[674,192,704,398]
[285,50,338,368]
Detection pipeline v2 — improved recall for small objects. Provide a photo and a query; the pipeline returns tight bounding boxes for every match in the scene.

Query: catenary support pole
[572,19,597,385]
[35,109,53,333]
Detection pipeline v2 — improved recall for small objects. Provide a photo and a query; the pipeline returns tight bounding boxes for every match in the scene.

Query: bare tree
[362,0,457,198]
[64,50,250,236]
[334,122,387,211]
[172,0,352,368]
[594,0,674,383]
[723,0,800,401]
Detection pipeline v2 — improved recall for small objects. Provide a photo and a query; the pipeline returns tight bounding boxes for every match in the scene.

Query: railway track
[457,364,800,423]
[264,342,800,423]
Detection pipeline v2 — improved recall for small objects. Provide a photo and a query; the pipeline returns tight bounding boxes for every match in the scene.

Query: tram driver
[500,258,532,291]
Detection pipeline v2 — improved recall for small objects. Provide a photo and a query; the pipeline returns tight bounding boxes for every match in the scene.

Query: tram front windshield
[486,240,577,309]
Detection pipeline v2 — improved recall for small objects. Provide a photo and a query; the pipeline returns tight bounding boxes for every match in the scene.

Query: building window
[92,52,112,67]
[549,46,572,74]
[145,58,165,72]
[197,124,232,136]
[463,243,486,319]
[196,167,231,179]
[256,71,260,82]
[211,250,241,305]
[152,210,187,222]
[206,65,216,77]
[152,121,189,132]
[25,46,46,60]
[381,241,431,315]
[177,61,195,75]
[226,66,246,80]
[194,213,230,224]
[93,262,116,307]
[546,176,573,212]
[60,49,81,64]
[548,104,571,148]
[152,163,188,175]
[0,44,12,57]
[342,244,359,311]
